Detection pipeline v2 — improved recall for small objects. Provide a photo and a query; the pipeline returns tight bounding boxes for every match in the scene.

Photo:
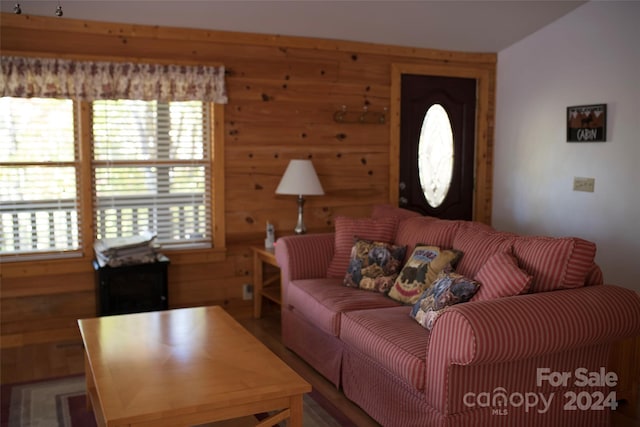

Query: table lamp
[275,159,324,234]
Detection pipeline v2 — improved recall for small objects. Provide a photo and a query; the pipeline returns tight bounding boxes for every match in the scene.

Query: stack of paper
[94,232,160,267]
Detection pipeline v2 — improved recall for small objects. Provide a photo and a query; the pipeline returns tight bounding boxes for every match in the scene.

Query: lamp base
[294,195,306,234]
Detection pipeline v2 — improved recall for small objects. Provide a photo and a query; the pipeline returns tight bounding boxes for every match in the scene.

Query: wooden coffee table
[78,306,311,427]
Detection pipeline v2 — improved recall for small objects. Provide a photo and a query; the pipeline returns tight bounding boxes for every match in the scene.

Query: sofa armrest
[425,285,640,410]
[275,233,335,303]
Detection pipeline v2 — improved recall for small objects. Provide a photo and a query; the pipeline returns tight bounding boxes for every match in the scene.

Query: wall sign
[567,104,607,142]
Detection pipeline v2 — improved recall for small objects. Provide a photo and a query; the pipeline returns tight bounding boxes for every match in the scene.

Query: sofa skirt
[282,307,343,387]
[342,341,440,427]
[342,339,613,427]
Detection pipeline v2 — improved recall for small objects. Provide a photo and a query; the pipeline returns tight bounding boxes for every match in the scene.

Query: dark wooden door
[399,74,476,220]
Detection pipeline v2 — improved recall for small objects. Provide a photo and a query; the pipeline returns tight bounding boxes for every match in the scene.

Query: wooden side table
[251,246,281,318]
[93,255,169,316]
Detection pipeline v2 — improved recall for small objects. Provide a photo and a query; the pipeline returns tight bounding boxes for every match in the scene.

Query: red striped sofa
[275,206,640,426]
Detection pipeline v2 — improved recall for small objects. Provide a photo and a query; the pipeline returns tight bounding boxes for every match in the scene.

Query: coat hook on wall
[333,105,387,124]
[333,105,348,122]
[359,105,369,123]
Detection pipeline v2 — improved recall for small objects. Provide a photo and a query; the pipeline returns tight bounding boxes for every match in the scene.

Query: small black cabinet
[93,255,169,316]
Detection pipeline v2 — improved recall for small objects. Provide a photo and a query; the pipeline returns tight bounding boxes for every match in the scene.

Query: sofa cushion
[371,204,422,221]
[343,239,407,293]
[341,306,428,391]
[473,250,533,301]
[452,222,514,278]
[394,216,461,262]
[511,236,597,292]
[410,272,480,330]
[387,245,461,305]
[287,278,401,336]
[327,216,398,278]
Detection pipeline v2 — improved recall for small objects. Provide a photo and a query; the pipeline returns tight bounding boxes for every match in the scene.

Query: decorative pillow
[387,245,462,304]
[473,250,533,301]
[584,263,604,287]
[343,239,407,293]
[410,272,480,330]
[452,223,514,278]
[327,216,398,278]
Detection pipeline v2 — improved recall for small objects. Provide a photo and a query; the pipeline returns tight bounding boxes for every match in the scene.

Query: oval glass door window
[418,104,454,208]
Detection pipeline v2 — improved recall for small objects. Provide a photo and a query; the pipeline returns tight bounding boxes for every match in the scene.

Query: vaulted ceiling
[0,0,586,52]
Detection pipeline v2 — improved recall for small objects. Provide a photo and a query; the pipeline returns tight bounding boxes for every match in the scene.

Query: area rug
[1,376,354,427]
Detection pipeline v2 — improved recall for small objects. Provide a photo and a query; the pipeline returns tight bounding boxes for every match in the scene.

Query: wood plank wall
[0,13,496,383]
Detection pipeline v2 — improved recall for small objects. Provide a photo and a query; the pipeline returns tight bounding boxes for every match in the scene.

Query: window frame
[0,99,226,270]
[0,97,82,259]
[90,100,213,249]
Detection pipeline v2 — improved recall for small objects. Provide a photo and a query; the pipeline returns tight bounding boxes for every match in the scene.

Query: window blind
[91,100,212,249]
[0,97,82,258]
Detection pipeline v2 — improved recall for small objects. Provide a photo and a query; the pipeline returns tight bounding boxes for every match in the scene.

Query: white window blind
[0,97,81,258]
[92,100,212,249]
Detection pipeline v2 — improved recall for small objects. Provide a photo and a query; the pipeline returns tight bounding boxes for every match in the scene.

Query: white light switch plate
[573,177,595,192]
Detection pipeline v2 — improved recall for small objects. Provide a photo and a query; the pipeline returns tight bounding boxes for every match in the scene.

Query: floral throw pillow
[410,272,480,330]
[343,239,407,293]
[388,245,462,304]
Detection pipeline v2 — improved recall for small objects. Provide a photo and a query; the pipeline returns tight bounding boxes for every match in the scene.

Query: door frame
[389,63,495,224]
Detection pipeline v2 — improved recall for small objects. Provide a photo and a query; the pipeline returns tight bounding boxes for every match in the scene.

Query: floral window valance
[0,56,228,103]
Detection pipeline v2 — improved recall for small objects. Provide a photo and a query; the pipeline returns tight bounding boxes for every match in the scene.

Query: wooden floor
[240,303,639,427]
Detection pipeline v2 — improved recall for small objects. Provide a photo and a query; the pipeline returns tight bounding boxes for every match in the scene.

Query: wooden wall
[0,13,496,383]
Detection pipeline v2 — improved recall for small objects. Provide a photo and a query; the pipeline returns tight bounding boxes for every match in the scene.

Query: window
[418,104,454,208]
[0,96,219,259]
[0,97,81,258]
[92,100,212,249]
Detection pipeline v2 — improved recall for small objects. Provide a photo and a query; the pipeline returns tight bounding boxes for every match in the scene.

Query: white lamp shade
[275,160,324,196]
